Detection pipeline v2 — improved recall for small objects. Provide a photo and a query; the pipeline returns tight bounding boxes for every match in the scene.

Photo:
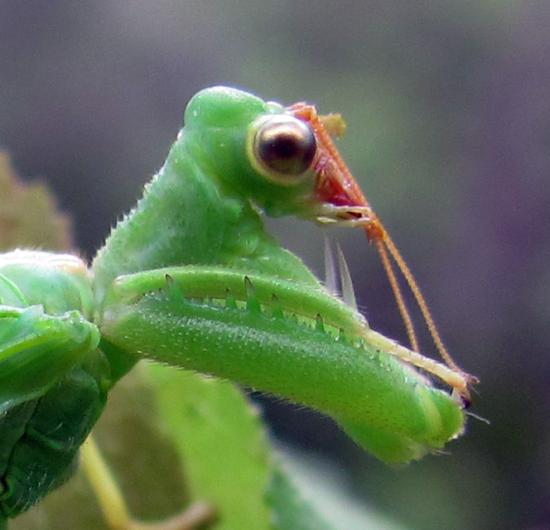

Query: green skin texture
[0,87,465,524]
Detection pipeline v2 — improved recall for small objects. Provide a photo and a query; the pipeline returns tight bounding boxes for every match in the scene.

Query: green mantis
[0,86,474,529]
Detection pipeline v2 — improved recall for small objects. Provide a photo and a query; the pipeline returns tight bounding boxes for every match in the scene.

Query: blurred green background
[1,2,548,528]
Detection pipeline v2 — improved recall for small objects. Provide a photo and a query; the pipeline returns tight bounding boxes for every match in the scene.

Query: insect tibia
[104,266,368,338]
[101,265,465,464]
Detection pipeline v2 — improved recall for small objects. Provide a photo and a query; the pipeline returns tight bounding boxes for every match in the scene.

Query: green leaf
[267,466,335,530]
[270,448,408,530]
[144,364,273,530]
[144,365,349,530]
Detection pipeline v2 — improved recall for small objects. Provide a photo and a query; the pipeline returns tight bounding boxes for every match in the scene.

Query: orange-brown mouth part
[287,102,384,241]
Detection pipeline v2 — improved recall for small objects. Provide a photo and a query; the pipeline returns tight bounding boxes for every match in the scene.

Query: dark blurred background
[1,2,549,528]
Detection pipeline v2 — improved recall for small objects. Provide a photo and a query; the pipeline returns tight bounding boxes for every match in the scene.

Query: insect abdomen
[0,354,109,519]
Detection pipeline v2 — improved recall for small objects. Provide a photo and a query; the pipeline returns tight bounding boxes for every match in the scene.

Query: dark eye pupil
[269,134,300,160]
[255,117,316,177]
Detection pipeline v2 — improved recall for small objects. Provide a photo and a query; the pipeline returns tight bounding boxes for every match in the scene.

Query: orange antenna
[374,222,463,375]
[374,237,419,353]
[290,100,470,379]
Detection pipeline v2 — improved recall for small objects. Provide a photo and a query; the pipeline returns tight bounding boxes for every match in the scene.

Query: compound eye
[252,115,317,184]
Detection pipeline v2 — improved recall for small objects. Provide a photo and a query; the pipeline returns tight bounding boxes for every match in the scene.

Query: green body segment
[0,253,111,521]
[0,86,466,524]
